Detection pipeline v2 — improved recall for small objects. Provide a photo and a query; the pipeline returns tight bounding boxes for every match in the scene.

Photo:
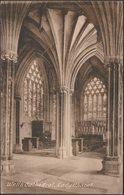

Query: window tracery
[23,61,43,119]
[83,77,107,120]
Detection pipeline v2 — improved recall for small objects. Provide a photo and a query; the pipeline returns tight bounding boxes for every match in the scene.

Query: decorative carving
[59,86,74,95]
[1,2,31,66]
[1,50,17,63]
[104,57,121,71]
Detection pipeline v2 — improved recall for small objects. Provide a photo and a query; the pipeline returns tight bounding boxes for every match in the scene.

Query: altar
[22,137,39,151]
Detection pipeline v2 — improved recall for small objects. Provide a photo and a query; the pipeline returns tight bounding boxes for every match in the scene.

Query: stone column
[71,92,75,137]
[43,92,50,124]
[56,87,73,159]
[118,60,123,163]
[55,90,60,156]
[1,59,16,175]
[0,1,31,175]
[102,60,122,176]
[50,91,56,140]
[13,96,22,153]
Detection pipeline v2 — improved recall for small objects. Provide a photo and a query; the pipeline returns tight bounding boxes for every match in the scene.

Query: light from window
[23,62,43,119]
[83,77,107,120]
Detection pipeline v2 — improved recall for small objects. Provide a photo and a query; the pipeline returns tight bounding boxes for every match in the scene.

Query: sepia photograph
[0,0,123,194]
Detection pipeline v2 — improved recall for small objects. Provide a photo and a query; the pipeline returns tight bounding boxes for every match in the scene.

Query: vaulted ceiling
[18,2,105,89]
[1,1,123,90]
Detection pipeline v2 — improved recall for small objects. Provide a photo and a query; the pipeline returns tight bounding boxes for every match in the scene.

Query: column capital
[1,2,31,65]
[1,50,17,63]
[104,57,122,69]
[59,86,74,95]
[60,86,68,93]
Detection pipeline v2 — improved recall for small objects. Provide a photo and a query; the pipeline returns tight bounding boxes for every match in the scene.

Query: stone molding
[1,50,17,63]
[104,57,122,69]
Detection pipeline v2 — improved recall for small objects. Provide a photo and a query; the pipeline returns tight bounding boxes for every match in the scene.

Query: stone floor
[1,150,123,194]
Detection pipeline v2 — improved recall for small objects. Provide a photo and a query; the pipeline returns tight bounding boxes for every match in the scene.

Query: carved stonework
[1,50,17,63]
[102,56,121,175]
[1,2,31,65]
[104,57,122,71]
[1,59,15,175]
[60,86,68,94]
[59,86,74,95]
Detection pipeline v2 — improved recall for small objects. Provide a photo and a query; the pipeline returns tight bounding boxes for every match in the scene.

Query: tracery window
[23,61,43,119]
[83,77,107,120]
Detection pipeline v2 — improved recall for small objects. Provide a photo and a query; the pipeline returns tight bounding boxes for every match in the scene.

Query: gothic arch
[15,48,58,98]
[80,76,107,122]
[71,54,106,93]
[73,56,107,124]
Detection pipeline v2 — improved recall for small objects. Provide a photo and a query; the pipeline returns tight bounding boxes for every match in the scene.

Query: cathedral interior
[0,1,123,194]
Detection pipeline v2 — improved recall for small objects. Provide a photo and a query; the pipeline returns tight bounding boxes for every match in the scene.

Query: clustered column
[14,96,22,153]
[56,87,73,159]
[1,57,16,175]
[0,1,31,175]
[102,59,121,176]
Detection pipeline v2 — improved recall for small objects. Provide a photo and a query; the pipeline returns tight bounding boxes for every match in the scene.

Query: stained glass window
[23,61,43,119]
[83,77,107,120]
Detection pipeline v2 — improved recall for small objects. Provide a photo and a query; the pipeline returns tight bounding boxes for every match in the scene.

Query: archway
[73,56,108,157]
[14,50,59,157]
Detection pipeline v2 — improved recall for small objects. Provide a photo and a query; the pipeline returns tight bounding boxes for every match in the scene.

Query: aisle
[1,153,122,194]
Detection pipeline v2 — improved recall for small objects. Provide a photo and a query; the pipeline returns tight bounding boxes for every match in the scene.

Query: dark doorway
[32,120,43,138]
